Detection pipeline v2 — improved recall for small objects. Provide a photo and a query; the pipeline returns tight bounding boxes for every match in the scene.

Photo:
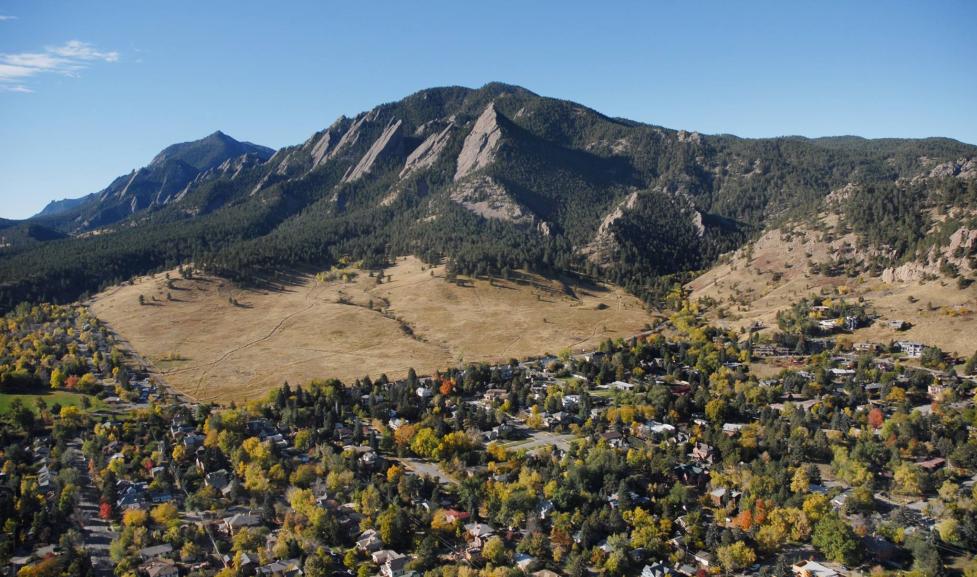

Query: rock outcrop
[582,191,640,264]
[928,157,977,179]
[449,175,532,224]
[454,103,504,181]
[400,122,454,179]
[342,118,404,183]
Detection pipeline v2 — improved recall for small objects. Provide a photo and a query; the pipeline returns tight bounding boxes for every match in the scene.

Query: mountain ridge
[2,82,976,311]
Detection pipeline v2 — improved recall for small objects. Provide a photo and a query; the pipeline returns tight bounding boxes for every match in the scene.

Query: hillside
[91,256,654,401]
[2,83,976,311]
[688,197,977,355]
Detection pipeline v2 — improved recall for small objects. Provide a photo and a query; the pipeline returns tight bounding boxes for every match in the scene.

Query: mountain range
[1,82,975,310]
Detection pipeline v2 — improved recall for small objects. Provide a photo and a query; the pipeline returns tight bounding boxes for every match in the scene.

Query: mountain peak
[151,131,274,172]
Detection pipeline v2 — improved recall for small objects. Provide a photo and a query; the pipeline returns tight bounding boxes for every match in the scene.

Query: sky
[1,1,975,219]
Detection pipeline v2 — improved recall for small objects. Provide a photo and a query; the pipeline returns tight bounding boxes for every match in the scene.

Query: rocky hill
[1,82,975,310]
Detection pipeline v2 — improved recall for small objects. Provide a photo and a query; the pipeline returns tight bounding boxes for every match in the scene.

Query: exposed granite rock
[342,118,404,183]
[582,191,640,264]
[449,175,532,224]
[928,157,977,179]
[400,122,454,179]
[454,103,503,181]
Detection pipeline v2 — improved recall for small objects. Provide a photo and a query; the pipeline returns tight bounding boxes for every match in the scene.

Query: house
[416,386,434,399]
[709,487,741,507]
[641,422,676,439]
[488,421,514,441]
[693,551,713,567]
[223,513,262,534]
[562,394,582,409]
[917,457,946,472]
[721,423,746,436]
[372,550,408,577]
[205,469,231,492]
[641,563,677,577]
[608,380,636,391]
[830,490,851,511]
[255,558,303,577]
[897,341,924,358]
[601,430,627,448]
[792,560,842,577]
[532,571,562,577]
[138,544,174,560]
[149,490,174,504]
[141,560,179,577]
[441,509,470,524]
[887,319,908,331]
[182,432,205,449]
[818,319,841,331]
[691,442,715,464]
[483,389,508,403]
[356,528,382,552]
[464,522,495,547]
[36,465,51,490]
[709,487,727,507]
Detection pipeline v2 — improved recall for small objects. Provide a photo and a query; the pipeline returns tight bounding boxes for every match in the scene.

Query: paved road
[67,438,118,577]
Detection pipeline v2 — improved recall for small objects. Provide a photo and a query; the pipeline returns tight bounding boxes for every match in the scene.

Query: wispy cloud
[0,40,119,93]
[0,15,17,21]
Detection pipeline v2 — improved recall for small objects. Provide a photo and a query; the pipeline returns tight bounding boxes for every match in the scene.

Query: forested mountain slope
[2,82,975,310]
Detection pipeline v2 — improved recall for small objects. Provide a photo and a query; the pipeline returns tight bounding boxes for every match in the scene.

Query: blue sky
[1,0,975,219]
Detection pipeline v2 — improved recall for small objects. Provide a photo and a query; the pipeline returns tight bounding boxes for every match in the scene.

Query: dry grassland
[688,222,977,356]
[91,256,655,402]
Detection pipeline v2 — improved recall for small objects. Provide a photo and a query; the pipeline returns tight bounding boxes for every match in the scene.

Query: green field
[0,391,105,414]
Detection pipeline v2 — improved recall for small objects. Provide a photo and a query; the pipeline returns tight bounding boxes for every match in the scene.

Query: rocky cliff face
[454,103,504,181]
[400,121,454,179]
[343,118,404,183]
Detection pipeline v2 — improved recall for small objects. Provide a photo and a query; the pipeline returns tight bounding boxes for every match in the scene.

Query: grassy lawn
[0,390,105,414]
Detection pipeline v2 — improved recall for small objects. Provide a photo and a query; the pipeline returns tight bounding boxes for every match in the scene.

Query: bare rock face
[400,122,454,179]
[330,111,375,161]
[310,124,341,167]
[690,209,705,236]
[342,118,404,183]
[882,226,976,283]
[582,191,640,264]
[825,182,858,205]
[454,103,504,181]
[449,175,532,224]
[928,157,977,179]
[174,152,265,203]
[250,117,354,194]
